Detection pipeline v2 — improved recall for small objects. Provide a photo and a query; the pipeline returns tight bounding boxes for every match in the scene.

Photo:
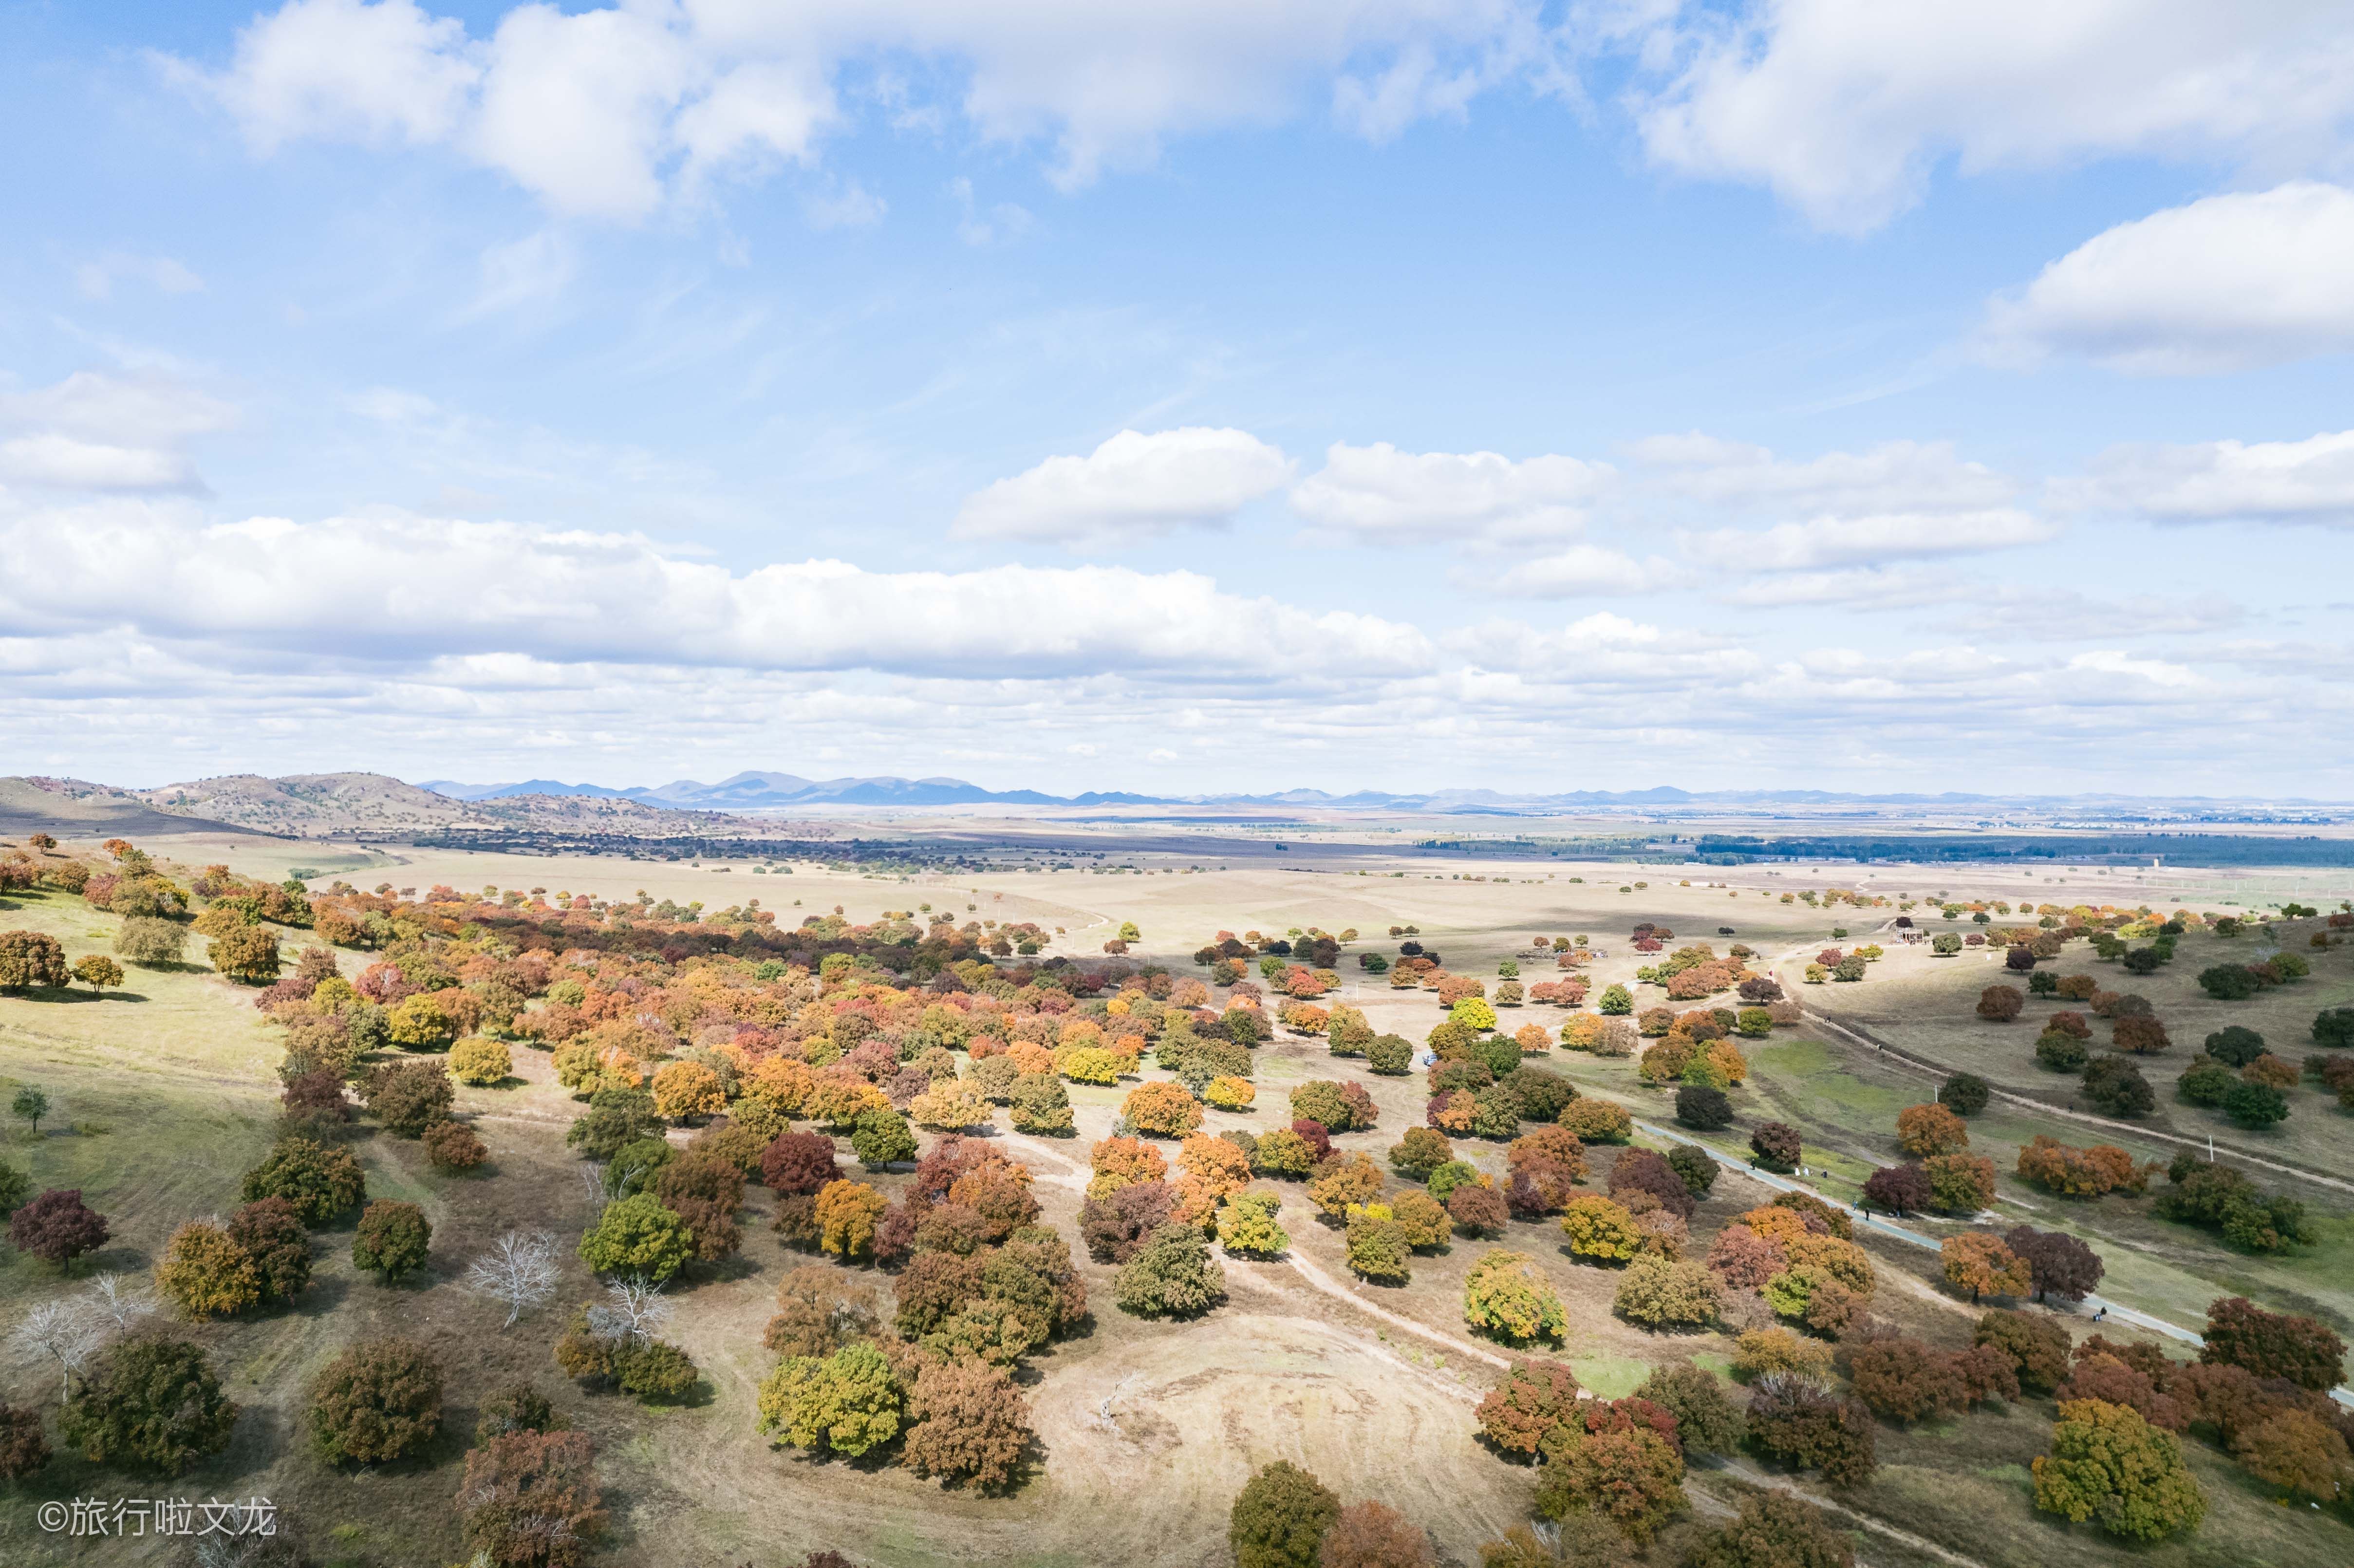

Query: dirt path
[1709,1458,1993,1568]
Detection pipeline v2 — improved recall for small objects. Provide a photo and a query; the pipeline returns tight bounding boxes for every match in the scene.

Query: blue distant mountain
[416,774,2340,816]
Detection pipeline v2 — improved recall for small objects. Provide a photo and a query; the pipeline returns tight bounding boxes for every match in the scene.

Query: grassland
[3,843,2352,1568]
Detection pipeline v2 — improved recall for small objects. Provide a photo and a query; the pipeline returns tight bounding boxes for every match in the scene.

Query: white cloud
[180,0,1564,216]
[1621,1,2354,232]
[1475,543,1685,598]
[0,500,1425,679]
[953,428,1293,544]
[0,372,237,494]
[2064,428,2354,526]
[1631,435,2017,516]
[1714,565,1965,609]
[1682,508,2055,571]
[74,253,206,300]
[1290,441,1611,544]
[1980,182,2354,373]
[200,0,482,153]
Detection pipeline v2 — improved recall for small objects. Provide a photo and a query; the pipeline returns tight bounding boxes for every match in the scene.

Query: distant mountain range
[417,772,2354,816]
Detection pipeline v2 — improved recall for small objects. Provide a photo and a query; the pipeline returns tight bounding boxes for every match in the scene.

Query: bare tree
[462,1230,561,1328]
[585,1275,672,1344]
[85,1271,156,1332]
[577,1162,608,1205]
[10,1299,104,1406]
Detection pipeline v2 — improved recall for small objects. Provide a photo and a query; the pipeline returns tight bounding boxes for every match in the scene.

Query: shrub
[851,1108,919,1168]
[2015,1136,2141,1198]
[1115,1223,1226,1317]
[1463,1249,1566,1343]
[614,1339,699,1400]
[1321,1501,1435,1568]
[353,1200,432,1283]
[1748,1121,1800,1173]
[310,1337,442,1464]
[2032,1399,2205,1541]
[60,1338,238,1475]
[1613,1255,1722,1328]
[1229,1460,1341,1568]
[1637,1363,1743,1456]
[2080,1057,2154,1118]
[1732,1327,1831,1381]
[1534,1416,1686,1543]
[2222,1080,2289,1127]
[0,1402,51,1481]
[1390,1126,1455,1178]
[474,1381,566,1445]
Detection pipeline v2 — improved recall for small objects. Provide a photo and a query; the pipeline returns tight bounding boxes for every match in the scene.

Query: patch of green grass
[1569,1351,1649,1398]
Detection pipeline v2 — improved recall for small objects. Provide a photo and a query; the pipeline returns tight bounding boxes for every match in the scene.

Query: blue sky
[4,1,2353,796]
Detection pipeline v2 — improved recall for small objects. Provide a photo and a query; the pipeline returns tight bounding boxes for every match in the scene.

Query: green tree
[850,1107,918,1168]
[1612,1256,1723,1329]
[1229,1460,1341,1568]
[59,1338,237,1475]
[1684,1493,1853,1568]
[1115,1223,1227,1317]
[11,1086,49,1135]
[1217,1190,1289,1258]
[309,1337,442,1464]
[239,1136,366,1224]
[2032,1399,2205,1541]
[578,1194,693,1283]
[1635,1363,1743,1456]
[756,1342,902,1457]
[1464,1249,1566,1343]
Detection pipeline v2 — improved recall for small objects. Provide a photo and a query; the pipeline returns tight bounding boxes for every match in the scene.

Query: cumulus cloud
[179,0,1563,216]
[1980,183,2354,373]
[1620,0,2354,232]
[1631,434,2018,516]
[0,501,1425,679]
[2063,429,2354,526]
[953,428,1293,545]
[1290,441,1611,545]
[0,372,237,493]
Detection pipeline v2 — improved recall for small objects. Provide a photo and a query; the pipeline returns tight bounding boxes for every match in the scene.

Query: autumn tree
[0,1402,51,1481]
[208,921,283,984]
[762,1131,841,1195]
[353,1200,433,1284]
[1218,1190,1289,1259]
[1477,1359,1581,1457]
[757,1342,903,1458]
[0,930,71,991]
[1849,1339,1964,1424]
[310,1337,443,1464]
[1896,1103,1969,1157]
[241,1136,366,1223]
[1683,1494,1853,1568]
[1941,1232,2032,1304]
[1861,1163,1929,1214]
[156,1219,261,1321]
[1745,1376,1875,1488]
[1115,1223,1227,1317]
[1977,985,2023,1022]
[899,1352,1032,1492]
[2002,1225,2104,1304]
[1230,1460,1342,1568]
[1976,1310,2073,1395]
[1747,1122,1800,1173]
[459,1429,609,1568]
[7,1188,109,1270]
[1464,1250,1565,1344]
[1319,1500,1435,1568]
[2199,1297,2346,1391]
[1080,1182,1175,1264]
[1613,1255,1722,1329]
[362,1060,455,1137]
[1635,1363,1743,1457]
[2032,1399,2205,1541]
